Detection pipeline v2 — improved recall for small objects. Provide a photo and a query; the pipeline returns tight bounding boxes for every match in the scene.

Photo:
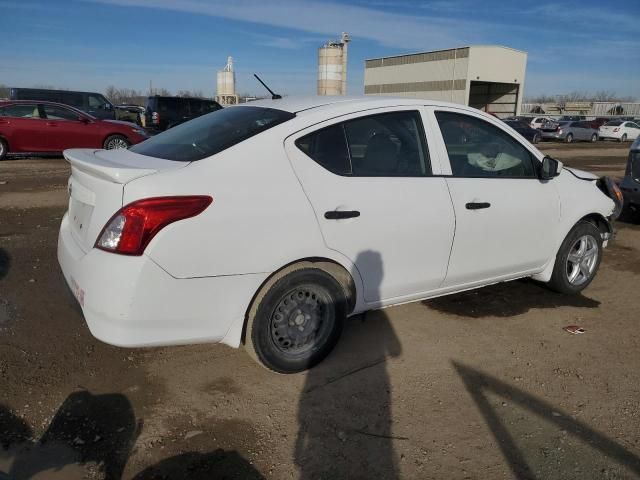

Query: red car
[0,100,148,160]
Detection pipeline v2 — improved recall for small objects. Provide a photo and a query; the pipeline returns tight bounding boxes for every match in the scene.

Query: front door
[40,104,99,150]
[285,108,455,304]
[431,108,560,287]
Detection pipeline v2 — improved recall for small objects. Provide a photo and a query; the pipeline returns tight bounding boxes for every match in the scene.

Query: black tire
[547,221,602,295]
[0,138,7,160]
[565,133,573,143]
[103,134,131,150]
[532,133,540,144]
[619,134,627,143]
[590,133,597,142]
[245,268,346,373]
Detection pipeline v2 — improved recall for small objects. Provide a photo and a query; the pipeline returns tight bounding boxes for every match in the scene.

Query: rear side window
[130,106,295,162]
[61,92,84,108]
[435,111,536,178]
[296,110,431,177]
[0,104,41,118]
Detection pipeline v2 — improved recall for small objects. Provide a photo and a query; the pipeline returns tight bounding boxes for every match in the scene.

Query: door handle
[46,122,58,127]
[465,202,491,210]
[324,210,360,220]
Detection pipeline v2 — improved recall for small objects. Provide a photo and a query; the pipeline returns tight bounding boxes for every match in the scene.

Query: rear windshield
[605,121,622,126]
[130,106,295,162]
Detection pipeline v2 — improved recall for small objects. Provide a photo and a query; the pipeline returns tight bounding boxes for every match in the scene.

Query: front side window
[88,94,108,109]
[42,105,80,121]
[0,104,40,118]
[130,106,295,162]
[296,110,430,177]
[435,111,536,178]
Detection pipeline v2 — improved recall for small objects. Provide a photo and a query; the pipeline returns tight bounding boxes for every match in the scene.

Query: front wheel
[0,138,7,160]
[103,134,131,150]
[245,268,346,373]
[532,133,541,144]
[547,221,602,294]
[565,133,573,143]
[591,133,598,142]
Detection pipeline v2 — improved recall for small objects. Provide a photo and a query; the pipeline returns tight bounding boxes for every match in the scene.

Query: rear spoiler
[63,148,183,184]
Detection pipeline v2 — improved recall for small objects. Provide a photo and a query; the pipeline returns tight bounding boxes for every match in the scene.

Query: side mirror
[540,156,563,180]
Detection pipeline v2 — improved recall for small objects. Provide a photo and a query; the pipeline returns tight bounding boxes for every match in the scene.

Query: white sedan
[599,120,640,142]
[58,97,620,373]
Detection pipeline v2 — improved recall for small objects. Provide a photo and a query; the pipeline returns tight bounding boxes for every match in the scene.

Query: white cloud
[84,0,476,49]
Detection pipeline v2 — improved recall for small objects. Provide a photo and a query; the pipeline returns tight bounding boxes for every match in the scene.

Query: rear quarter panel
[122,124,334,279]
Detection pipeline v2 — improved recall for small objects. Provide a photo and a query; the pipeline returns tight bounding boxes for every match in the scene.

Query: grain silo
[318,32,350,96]
[215,56,239,105]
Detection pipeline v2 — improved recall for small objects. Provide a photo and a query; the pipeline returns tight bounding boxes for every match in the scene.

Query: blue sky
[1,0,638,99]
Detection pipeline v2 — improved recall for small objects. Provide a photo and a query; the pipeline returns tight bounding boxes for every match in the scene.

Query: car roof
[0,99,93,117]
[235,95,486,115]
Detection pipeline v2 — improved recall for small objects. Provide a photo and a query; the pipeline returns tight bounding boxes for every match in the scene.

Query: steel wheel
[270,285,333,357]
[565,133,573,143]
[566,235,599,286]
[0,139,6,160]
[591,133,597,142]
[533,133,540,144]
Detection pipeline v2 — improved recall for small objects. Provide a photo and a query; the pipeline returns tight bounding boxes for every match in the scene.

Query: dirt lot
[1,142,639,479]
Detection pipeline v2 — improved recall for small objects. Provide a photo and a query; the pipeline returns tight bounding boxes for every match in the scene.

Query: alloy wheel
[106,138,129,150]
[566,235,599,286]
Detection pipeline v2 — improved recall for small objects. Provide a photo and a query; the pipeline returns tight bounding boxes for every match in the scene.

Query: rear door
[0,103,52,152]
[285,107,455,304]
[431,107,560,287]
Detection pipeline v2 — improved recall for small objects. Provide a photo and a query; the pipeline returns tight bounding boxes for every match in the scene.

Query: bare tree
[0,84,9,99]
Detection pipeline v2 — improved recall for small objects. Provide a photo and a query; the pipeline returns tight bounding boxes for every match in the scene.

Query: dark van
[9,88,115,120]
[143,96,222,132]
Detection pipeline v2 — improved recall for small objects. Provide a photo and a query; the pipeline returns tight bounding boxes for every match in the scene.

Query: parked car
[503,120,542,144]
[0,100,148,159]
[560,115,586,121]
[57,96,619,373]
[620,137,640,214]
[143,96,222,132]
[587,117,610,130]
[540,121,599,143]
[598,121,640,142]
[529,117,550,129]
[9,87,115,120]
[115,105,145,125]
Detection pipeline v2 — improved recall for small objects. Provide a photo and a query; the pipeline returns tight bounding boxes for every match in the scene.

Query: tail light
[151,111,160,125]
[96,196,213,255]
[613,128,620,132]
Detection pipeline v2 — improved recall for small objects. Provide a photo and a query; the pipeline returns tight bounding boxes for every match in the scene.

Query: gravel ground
[1,142,639,479]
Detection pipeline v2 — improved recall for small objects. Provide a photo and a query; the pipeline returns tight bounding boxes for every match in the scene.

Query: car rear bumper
[540,131,565,140]
[57,212,268,348]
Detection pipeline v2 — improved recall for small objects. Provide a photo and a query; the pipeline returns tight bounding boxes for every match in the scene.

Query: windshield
[605,121,622,126]
[130,106,295,161]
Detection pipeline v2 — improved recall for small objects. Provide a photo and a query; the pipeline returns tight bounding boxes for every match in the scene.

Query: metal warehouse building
[364,45,527,118]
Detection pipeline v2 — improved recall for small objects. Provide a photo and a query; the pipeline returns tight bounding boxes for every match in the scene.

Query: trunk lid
[64,148,186,252]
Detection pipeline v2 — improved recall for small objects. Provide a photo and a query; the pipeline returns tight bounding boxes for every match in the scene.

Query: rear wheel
[547,221,602,294]
[565,133,573,143]
[532,133,541,144]
[103,134,131,150]
[0,138,7,160]
[590,133,597,142]
[245,268,346,373]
